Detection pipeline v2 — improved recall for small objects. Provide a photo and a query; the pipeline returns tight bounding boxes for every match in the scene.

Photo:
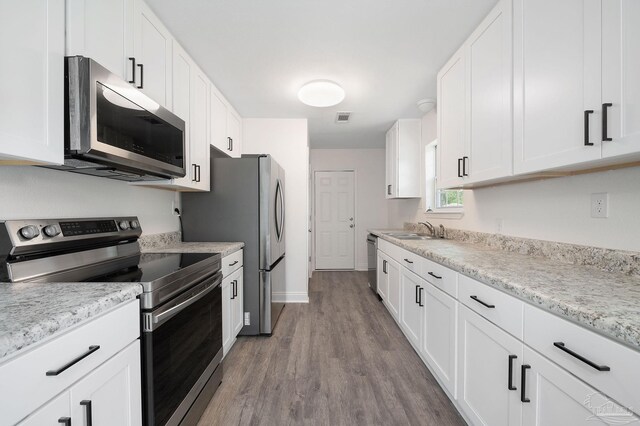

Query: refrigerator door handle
[275,179,284,241]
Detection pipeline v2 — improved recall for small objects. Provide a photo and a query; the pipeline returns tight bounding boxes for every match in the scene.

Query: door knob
[349,217,354,221]
[349,224,355,228]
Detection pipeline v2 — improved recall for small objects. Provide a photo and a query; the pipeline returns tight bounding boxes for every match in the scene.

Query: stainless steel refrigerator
[182,153,285,335]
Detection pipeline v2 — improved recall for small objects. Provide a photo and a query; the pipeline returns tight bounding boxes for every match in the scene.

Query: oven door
[141,272,222,426]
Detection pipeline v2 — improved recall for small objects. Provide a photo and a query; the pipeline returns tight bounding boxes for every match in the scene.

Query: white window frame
[425,140,464,215]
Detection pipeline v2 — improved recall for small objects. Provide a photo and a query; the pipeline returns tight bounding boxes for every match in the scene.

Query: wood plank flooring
[197,271,464,426]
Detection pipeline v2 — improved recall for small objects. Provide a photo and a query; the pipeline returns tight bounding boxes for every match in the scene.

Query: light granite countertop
[370,229,640,350]
[0,282,142,361]
[143,241,244,257]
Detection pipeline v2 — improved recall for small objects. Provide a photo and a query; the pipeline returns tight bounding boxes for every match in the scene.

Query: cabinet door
[169,42,193,188]
[133,0,172,108]
[385,124,397,198]
[222,275,233,356]
[376,252,388,301]
[19,392,70,426]
[458,305,522,426]
[396,120,421,198]
[437,47,466,189]
[65,0,134,81]
[522,346,639,426]
[70,341,142,426]
[0,0,64,165]
[210,89,229,154]
[385,257,401,321]
[421,283,457,398]
[233,268,244,336]
[227,110,242,158]
[399,268,423,349]
[601,0,640,159]
[467,0,513,184]
[190,66,211,191]
[513,0,602,174]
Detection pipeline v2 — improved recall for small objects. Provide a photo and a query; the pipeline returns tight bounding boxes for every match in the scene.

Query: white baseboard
[273,292,309,303]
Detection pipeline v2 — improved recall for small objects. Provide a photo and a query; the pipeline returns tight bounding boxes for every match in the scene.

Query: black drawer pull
[602,103,612,142]
[584,110,594,146]
[470,295,495,309]
[508,355,517,391]
[46,345,100,376]
[427,272,442,279]
[553,342,610,371]
[521,364,530,403]
[418,287,424,307]
[80,400,92,426]
[404,258,413,264]
[229,260,239,267]
[58,418,71,426]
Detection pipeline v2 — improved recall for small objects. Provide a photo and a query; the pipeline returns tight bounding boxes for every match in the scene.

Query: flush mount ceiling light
[297,80,345,107]
[417,98,436,113]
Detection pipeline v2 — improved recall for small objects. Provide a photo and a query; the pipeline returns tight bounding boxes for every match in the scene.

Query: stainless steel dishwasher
[367,234,379,298]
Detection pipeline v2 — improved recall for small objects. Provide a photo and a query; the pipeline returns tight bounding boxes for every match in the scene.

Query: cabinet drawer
[458,274,523,339]
[378,239,421,274]
[222,249,243,277]
[0,299,140,425]
[421,258,457,298]
[524,304,640,414]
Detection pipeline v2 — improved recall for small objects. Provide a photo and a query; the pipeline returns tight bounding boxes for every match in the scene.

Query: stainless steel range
[0,217,223,426]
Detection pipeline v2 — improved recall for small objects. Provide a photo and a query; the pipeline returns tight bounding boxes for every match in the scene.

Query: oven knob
[43,225,61,238]
[118,221,130,230]
[129,220,140,230]
[19,225,40,240]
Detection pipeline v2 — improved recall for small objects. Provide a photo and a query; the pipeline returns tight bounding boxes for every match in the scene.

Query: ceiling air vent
[335,112,351,123]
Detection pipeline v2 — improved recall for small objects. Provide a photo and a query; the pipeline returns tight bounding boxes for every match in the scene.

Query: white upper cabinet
[513,0,602,174]
[189,65,211,191]
[133,0,172,109]
[211,87,242,158]
[66,0,134,81]
[385,119,421,198]
[601,0,640,159]
[438,0,512,189]
[0,0,64,165]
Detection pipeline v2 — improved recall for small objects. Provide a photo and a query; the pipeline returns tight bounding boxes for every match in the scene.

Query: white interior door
[314,171,355,270]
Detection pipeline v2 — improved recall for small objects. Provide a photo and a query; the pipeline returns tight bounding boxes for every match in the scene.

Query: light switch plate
[244,312,250,325]
[591,193,608,218]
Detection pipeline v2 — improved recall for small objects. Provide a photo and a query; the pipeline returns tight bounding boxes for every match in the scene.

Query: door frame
[312,170,357,271]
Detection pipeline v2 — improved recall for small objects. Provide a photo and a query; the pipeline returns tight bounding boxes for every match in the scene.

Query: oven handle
[145,272,222,331]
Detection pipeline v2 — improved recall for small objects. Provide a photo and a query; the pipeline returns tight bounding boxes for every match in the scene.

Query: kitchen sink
[382,232,436,240]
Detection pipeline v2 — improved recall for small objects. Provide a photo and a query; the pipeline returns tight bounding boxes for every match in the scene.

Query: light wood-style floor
[197,271,464,426]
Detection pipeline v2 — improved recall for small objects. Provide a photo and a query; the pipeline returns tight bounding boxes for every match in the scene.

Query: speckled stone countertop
[369,229,640,350]
[139,232,244,257]
[0,282,142,361]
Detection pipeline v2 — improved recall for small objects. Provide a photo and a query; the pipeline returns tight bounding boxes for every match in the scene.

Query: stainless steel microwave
[45,56,186,181]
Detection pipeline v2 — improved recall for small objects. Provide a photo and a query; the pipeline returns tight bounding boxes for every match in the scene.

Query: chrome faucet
[418,221,436,237]
[439,224,446,239]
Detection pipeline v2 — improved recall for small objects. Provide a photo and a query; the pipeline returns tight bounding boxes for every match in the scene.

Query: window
[425,141,464,213]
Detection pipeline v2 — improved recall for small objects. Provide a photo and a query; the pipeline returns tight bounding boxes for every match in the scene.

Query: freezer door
[259,256,285,334]
[259,156,286,269]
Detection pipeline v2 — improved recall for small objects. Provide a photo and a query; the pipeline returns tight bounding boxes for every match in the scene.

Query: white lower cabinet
[384,255,401,322]
[400,268,423,348]
[222,250,244,357]
[376,252,388,301]
[19,392,71,426]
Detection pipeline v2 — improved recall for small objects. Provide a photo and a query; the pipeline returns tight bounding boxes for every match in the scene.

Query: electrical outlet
[244,312,250,325]
[591,193,609,218]
[171,200,179,215]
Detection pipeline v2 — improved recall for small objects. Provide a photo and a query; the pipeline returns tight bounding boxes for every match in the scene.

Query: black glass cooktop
[89,252,218,283]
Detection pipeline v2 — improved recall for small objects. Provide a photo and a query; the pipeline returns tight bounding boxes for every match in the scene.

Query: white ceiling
[147,0,497,148]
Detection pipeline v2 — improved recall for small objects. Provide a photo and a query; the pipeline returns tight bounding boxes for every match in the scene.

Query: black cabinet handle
[128,57,136,84]
[196,165,201,182]
[58,417,71,426]
[229,260,239,267]
[230,280,236,299]
[404,258,413,264]
[228,137,232,151]
[230,138,234,152]
[383,260,387,274]
[387,184,392,195]
[462,156,469,176]
[602,103,612,142]
[418,287,424,307]
[584,110,594,146]
[457,158,462,178]
[415,284,420,304]
[192,164,197,182]
[80,400,93,426]
[553,342,610,371]
[427,272,442,279]
[233,279,238,298]
[508,355,517,391]
[520,365,531,403]
[137,64,144,89]
[470,295,495,309]
[46,345,100,376]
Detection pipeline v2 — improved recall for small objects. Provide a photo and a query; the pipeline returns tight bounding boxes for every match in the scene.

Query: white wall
[310,149,388,271]
[388,109,640,252]
[0,166,180,234]
[242,118,310,303]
